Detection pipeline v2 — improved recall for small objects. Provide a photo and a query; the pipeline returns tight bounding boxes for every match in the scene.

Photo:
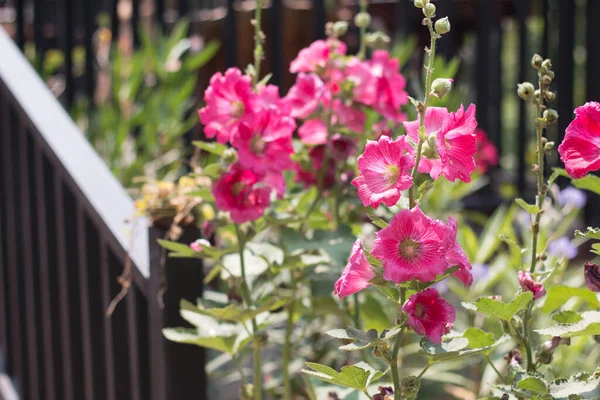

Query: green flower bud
[544,141,555,153]
[542,74,553,86]
[435,17,451,35]
[531,54,543,69]
[365,32,391,50]
[222,148,238,164]
[545,90,556,102]
[400,376,421,398]
[517,82,535,101]
[354,12,371,28]
[542,59,553,71]
[431,77,453,98]
[544,109,559,124]
[423,3,436,18]
[414,0,426,8]
[332,21,349,37]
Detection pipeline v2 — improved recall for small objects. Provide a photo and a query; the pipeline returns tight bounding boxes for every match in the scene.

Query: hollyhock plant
[198,68,257,143]
[446,217,473,286]
[518,271,546,300]
[558,101,600,178]
[366,50,408,121]
[289,39,347,74]
[298,119,328,145]
[402,288,456,344]
[284,73,328,119]
[584,263,600,292]
[294,145,336,189]
[352,135,415,208]
[334,239,376,298]
[474,129,499,173]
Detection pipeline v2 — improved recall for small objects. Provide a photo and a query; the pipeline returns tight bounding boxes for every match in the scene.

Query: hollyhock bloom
[584,263,600,292]
[558,186,587,208]
[212,164,271,223]
[403,106,449,177]
[518,271,546,300]
[436,104,478,182]
[558,102,600,178]
[232,111,296,175]
[256,84,291,115]
[298,119,328,145]
[199,68,257,143]
[371,206,453,283]
[294,145,336,189]
[284,73,328,119]
[474,129,499,173]
[332,100,366,132]
[328,133,356,161]
[368,50,408,121]
[290,39,347,74]
[548,237,578,260]
[446,218,473,286]
[352,135,415,208]
[372,121,393,139]
[345,57,378,105]
[402,288,456,344]
[190,239,210,252]
[334,239,376,298]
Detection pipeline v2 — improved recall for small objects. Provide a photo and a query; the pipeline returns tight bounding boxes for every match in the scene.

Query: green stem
[485,355,506,384]
[234,224,263,400]
[363,390,375,400]
[283,272,297,400]
[357,0,368,59]
[416,363,431,379]
[252,1,263,87]
[392,288,407,400]
[409,21,438,208]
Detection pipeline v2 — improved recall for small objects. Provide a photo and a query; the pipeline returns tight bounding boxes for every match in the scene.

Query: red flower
[558,102,600,178]
[402,288,456,344]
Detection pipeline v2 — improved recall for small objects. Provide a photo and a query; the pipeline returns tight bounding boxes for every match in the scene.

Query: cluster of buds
[326,21,349,38]
[414,0,451,35]
[518,54,558,127]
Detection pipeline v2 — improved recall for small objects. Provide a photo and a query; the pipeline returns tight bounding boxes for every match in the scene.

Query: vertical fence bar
[395,0,410,38]
[18,125,41,400]
[156,0,165,29]
[488,8,503,156]
[0,95,8,376]
[179,0,188,18]
[111,0,120,42]
[76,205,96,400]
[476,0,491,133]
[435,0,454,58]
[270,0,282,88]
[53,175,75,400]
[132,0,140,47]
[542,0,549,58]
[314,0,325,39]
[82,0,96,109]
[126,289,142,400]
[557,0,574,146]
[587,0,600,101]
[0,101,24,394]
[516,0,528,194]
[15,0,24,49]
[33,145,57,400]
[100,241,117,400]
[225,0,237,67]
[33,0,44,71]
[63,0,75,108]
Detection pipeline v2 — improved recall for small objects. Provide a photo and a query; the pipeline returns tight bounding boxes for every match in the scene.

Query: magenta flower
[298,119,328,145]
[371,206,453,283]
[402,288,456,344]
[257,84,290,115]
[437,104,478,182]
[334,239,376,299]
[284,73,328,119]
[232,110,295,175]
[198,68,257,144]
[584,263,600,292]
[518,271,546,300]
[332,100,366,133]
[328,133,356,161]
[558,102,600,178]
[345,57,378,106]
[212,164,271,223]
[352,135,415,208]
[294,145,336,189]
[446,217,473,286]
[474,129,499,174]
[190,239,210,252]
[289,39,347,74]
[368,50,408,121]
[403,106,449,177]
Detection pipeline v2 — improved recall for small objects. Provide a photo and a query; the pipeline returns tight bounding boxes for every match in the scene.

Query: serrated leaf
[467,292,533,321]
[187,297,286,323]
[542,285,600,313]
[515,198,541,214]
[549,369,600,399]
[162,327,239,353]
[419,335,509,363]
[535,311,600,338]
[463,328,495,348]
[192,140,227,156]
[575,227,600,240]
[516,376,549,395]
[301,362,384,390]
[553,168,600,195]
[327,326,403,351]
[551,310,583,324]
[366,213,388,229]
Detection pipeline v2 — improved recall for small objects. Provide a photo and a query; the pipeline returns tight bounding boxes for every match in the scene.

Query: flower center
[231,101,245,118]
[250,135,266,154]
[232,182,246,196]
[399,238,420,260]
[414,303,425,318]
[384,165,400,185]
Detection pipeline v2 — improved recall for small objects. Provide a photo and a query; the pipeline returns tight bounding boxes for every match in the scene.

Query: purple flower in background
[472,263,489,281]
[558,187,587,208]
[548,237,578,260]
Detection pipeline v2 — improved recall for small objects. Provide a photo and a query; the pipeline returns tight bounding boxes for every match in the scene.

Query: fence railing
[0,26,206,400]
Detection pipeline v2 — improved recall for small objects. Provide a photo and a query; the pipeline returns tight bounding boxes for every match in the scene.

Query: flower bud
[435,17,451,35]
[190,238,210,252]
[222,148,238,164]
[365,32,391,49]
[545,90,556,102]
[400,376,420,398]
[332,21,349,37]
[542,74,553,86]
[543,109,559,124]
[202,220,216,238]
[531,54,543,69]
[431,78,453,98]
[505,349,522,367]
[373,386,394,400]
[423,3,436,18]
[414,0,427,8]
[584,263,600,292]
[354,12,371,28]
[544,141,555,153]
[517,82,535,100]
[542,59,553,71]
[519,271,546,299]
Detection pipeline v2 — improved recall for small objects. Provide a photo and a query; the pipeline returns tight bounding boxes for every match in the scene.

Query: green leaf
[551,310,583,324]
[535,311,600,338]
[465,292,533,321]
[463,328,495,348]
[157,239,195,256]
[515,198,541,214]
[184,41,220,70]
[553,167,600,195]
[549,369,600,399]
[419,335,509,363]
[476,204,516,264]
[190,296,286,323]
[192,140,227,156]
[186,187,214,201]
[203,264,222,284]
[366,213,388,229]
[362,294,392,331]
[574,227,600,240]
[327,325,403,352]
[301,362,384,390]
[542,285,600,313]
[162,327,239,353]
[515,376,549,395]
[201,163,222,178]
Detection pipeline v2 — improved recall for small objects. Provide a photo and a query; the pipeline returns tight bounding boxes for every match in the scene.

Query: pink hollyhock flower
[290,39,347,74]
[212,164,271,223]
[558,102,600,178]
[199,68,257,143]
[345,57,378,105]
[334,239,376,298]
[351,135,415,208]
[332,100,366,132]
[474,129,499,173]
[299,119,328,145]
[436,104,478,182]
[372,121,393,139]
[284,73,328,119]
[201,220,215,238]
[232,110,296,175]
[402,288,456,344]
[190,239,210,252]
[371,206,453,283]
[328,133,356,161]
[518,271,546,300]
[256,84,291,115]
[446,218,473,286]
[584,263,600,292]
[368,50,408,121]
[294,145,336,189]
[403,106,449,177]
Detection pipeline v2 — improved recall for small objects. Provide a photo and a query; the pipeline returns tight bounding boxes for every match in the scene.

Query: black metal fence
[0,27,206,400]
